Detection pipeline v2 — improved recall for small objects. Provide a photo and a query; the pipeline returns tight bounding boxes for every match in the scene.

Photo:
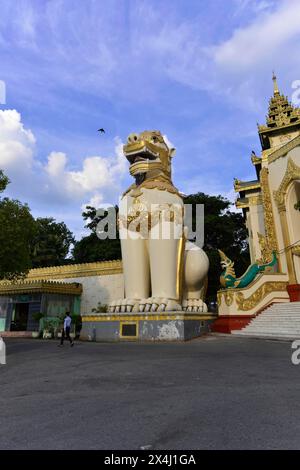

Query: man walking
[59,312,74,347]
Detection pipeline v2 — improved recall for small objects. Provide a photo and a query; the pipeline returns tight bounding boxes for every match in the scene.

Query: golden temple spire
[258,72,300,133]
[272,71,279,95]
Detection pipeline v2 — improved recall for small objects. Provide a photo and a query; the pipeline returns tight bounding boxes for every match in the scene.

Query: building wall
[60,273,124,315]
[247,201,265,263]
[286,182,300,283]
[268,155,289,274]
[268,147,300,281]
[270,129,300,149]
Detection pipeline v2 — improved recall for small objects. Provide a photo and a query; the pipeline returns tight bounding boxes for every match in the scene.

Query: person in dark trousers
[59,312,74,347]
[75,315,82,340]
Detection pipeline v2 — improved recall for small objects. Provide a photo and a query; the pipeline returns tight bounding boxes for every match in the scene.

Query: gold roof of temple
[258,73,300,134]
[236,197,249,209]
[251,154,262,165]
[234,178,261,192]
[27,260,123,280]
[0,279,83,296]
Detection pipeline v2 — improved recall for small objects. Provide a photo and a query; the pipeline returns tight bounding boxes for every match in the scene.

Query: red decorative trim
[211,316,254,334]
[287,284,300,302]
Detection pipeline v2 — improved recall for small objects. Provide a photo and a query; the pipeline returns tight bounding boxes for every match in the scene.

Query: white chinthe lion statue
[109,130,209,313]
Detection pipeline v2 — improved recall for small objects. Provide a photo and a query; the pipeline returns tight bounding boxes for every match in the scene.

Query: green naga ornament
[218,248,278,289]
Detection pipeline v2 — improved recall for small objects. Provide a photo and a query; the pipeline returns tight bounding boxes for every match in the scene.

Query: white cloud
[215,0,300,71]
[125,0,300,111]
[0,109,127,235]
[46,151,67,177]
[1,0,299,112]
[70,157,111,191]
[0,109,35,171]
[45,141,127,203]
[83,194,104,211]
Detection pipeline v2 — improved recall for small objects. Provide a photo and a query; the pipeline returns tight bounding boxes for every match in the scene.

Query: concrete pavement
[0,336,299,450]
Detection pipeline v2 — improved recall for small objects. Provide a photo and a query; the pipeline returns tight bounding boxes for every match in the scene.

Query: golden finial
[272,71,279,95]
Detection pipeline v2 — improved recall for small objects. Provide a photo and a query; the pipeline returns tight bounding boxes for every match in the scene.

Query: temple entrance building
[0,281,82,333]
[215,75,300,334]
[0,261,123,336]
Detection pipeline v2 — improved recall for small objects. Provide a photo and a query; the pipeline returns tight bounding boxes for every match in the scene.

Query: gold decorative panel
[236,281,288,311]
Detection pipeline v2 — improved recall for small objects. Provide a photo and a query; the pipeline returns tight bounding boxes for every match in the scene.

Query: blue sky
[1,0,300,238]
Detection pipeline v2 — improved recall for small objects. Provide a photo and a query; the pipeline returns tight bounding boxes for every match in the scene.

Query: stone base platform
[80,312,217,342]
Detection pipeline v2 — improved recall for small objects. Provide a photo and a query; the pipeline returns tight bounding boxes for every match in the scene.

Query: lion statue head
[123,130,175,185]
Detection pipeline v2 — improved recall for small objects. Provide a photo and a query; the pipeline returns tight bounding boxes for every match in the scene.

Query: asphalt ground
[0,336,299,450]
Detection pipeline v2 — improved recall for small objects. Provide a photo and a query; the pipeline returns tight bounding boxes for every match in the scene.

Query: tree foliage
[183,192,250,302]
[72,205,121,263]
[81,205,104,232]
[0,196,36,280]
[0,170,36,279]
[0,170,9,193]
[31,217,75,268]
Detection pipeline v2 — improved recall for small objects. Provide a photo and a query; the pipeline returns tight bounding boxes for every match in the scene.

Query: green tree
[31,217,75,268]
[183,192,250,302]
[81,205,104,232]
[72,205,121,263]
[0,171,36,280]
[0,170,9,193]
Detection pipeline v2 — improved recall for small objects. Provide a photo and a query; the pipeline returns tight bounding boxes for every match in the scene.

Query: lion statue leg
[182,241,209,313]
[147,220,183,312]
[108,220,151,312]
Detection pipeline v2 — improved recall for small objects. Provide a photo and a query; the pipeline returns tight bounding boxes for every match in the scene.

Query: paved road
[0,336,299,450]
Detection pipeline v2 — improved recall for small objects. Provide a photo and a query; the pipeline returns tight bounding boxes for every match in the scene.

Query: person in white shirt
[59,312,74,347]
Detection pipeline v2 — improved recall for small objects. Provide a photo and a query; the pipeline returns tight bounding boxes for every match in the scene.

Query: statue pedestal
[81,312,217,342]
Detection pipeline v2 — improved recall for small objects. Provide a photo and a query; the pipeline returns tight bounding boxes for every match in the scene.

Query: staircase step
[231,331,300,340]
[247,321,300,325]
[233,301,300,339]
[233,331,300,336]
[243,327,300,331]
[250,316,300,320]
[232,330,300,335]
